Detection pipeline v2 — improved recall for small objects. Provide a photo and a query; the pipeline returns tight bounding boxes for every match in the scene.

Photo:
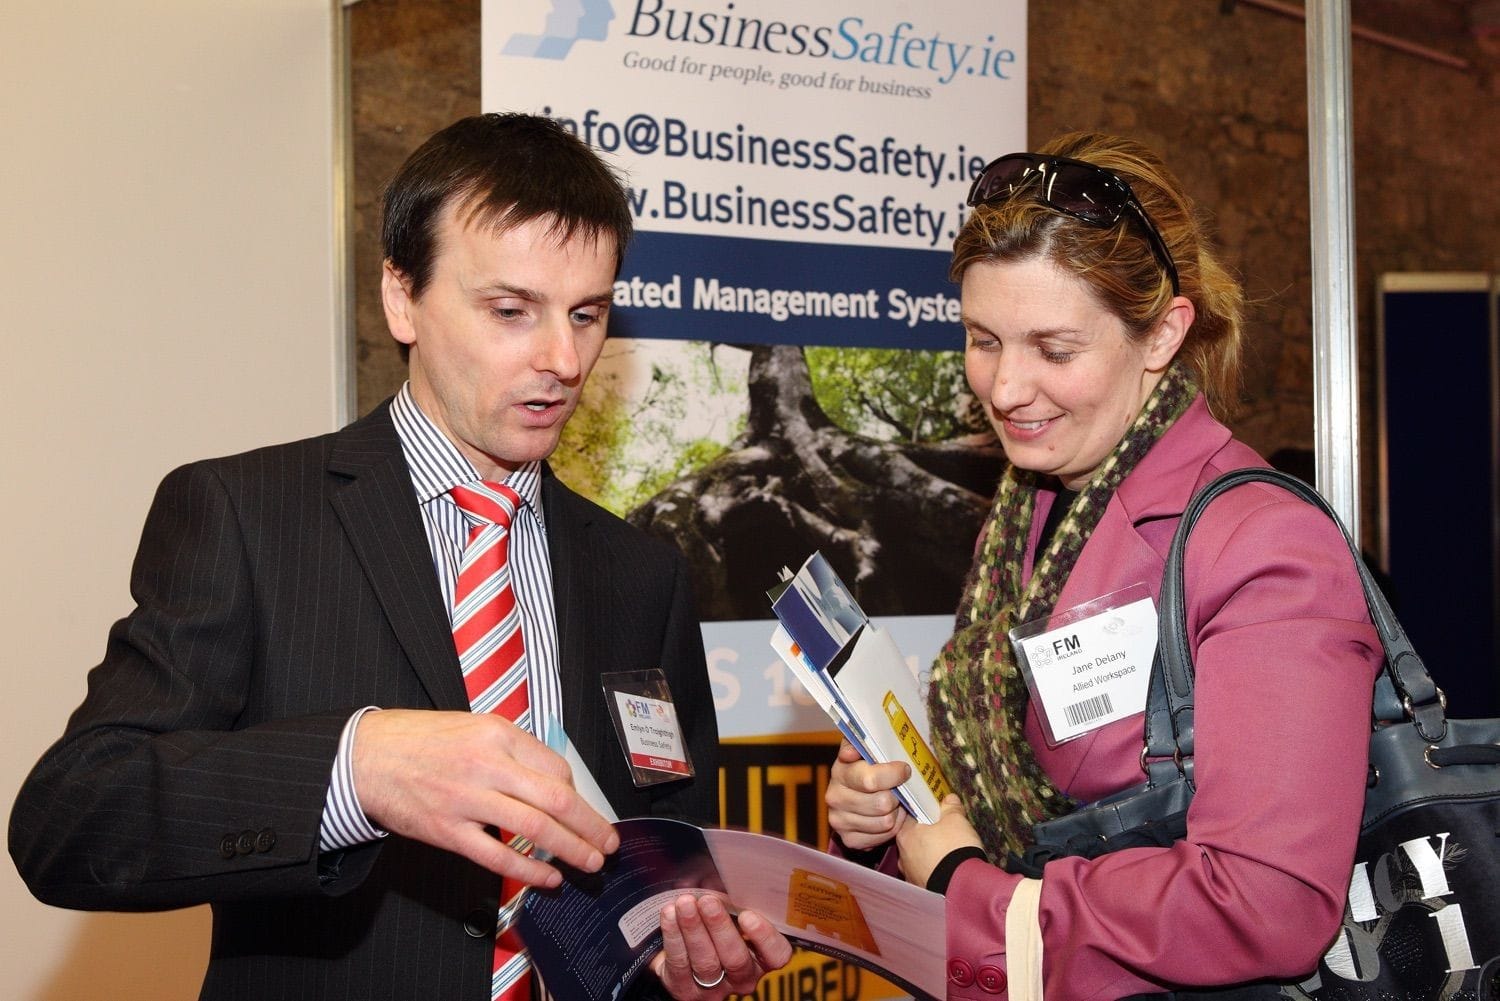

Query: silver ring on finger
[691,968,727,990]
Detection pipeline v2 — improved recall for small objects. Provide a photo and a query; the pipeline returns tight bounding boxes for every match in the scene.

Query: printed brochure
[767,552,952,823]
[518,816,946,1000]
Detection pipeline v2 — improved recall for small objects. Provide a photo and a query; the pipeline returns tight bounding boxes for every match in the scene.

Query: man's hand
[826,740,911,852]
[352,708,619,887]
[649,894,792,999]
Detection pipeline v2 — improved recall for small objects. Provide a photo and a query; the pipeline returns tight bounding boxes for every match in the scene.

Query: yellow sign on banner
[733,949,902,1001]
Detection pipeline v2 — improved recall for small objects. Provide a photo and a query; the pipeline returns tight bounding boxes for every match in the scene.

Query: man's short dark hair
[381,112,634,298]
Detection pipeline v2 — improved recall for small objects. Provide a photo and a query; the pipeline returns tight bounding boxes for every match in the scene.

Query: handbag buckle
[1139,745,1185,776]
[1401,685,1446,718]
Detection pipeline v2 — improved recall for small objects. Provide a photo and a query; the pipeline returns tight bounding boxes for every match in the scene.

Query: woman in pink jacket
[826,133,1382,1000]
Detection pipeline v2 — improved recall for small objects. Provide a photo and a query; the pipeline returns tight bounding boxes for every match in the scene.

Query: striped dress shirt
[320,383,564,849]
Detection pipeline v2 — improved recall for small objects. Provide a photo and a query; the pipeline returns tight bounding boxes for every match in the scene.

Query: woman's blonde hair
[951,132,1245,418]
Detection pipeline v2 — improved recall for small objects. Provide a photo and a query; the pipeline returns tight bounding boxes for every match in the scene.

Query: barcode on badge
[1063,692,1115,728]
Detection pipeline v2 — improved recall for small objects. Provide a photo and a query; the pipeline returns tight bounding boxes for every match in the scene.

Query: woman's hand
[895,794,983,889]
[826,740,912,851]
[649,893,793,999]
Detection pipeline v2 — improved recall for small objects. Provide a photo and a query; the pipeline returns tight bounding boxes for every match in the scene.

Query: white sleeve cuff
[1004,876,1044,1001]
[319,706,388,852]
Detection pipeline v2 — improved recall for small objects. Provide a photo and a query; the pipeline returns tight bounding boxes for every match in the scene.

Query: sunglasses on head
[966,152,1181,296]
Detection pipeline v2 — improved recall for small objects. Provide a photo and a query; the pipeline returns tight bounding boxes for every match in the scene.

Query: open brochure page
[519,817,718,1001]
[518,817,946,1001]
[705,828,946,998]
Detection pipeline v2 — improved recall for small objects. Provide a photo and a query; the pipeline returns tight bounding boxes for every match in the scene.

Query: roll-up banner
[486,6,1025,994]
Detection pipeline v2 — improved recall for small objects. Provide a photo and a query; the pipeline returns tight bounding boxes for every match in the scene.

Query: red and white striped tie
[451,481,533,1001]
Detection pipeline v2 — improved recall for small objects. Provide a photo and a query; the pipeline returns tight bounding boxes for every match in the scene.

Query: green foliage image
[553,341,984,518]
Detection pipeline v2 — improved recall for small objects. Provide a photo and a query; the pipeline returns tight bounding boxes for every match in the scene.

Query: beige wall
[0,1,341,997]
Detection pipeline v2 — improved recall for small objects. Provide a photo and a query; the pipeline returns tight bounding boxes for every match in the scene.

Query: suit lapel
[541,468,605,751]
[326,402,469,711]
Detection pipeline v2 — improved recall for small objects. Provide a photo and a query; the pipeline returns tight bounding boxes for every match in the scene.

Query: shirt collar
[390,382,544,522]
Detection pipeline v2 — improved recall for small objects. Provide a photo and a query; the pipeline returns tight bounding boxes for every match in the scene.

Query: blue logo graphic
[503,1,615,59]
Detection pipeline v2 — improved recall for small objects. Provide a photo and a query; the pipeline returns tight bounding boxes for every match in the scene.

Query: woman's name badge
[601,669,696,787]
[1009,584,1157,747]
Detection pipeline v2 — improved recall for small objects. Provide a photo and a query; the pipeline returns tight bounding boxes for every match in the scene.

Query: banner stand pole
[1306,0,1361,538]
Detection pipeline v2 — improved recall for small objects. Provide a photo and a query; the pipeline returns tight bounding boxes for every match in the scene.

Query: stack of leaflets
[766,552,952,824]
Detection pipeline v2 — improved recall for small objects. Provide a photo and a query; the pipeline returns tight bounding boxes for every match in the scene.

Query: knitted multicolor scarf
[928,363,1199,861]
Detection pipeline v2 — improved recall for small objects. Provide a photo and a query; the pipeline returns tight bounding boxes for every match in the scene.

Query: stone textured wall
[351,0,481,413]
[349,0,1500,547]
[1024,1,1499,538]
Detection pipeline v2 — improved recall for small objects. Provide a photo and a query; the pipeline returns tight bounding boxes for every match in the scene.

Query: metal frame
[1306,0,1361,537]
[333,0,359,425]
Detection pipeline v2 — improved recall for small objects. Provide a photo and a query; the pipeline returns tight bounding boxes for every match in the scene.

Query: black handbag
[1020,468,1500,1000]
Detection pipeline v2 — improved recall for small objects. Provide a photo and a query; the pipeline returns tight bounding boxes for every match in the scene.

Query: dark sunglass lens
[968,155,1039,205]
[1043,162,1125,224]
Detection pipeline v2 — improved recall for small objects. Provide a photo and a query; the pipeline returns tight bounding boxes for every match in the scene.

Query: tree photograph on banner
[552,340,1002,620]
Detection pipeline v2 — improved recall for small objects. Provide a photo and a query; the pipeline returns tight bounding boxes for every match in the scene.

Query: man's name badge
[601,669,695,787]
[1009,584,1157,746]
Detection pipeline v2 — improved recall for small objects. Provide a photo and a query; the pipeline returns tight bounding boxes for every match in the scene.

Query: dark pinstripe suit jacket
[9,400,718,1001]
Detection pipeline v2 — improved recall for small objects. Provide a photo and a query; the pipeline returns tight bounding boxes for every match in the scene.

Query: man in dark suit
[9,113,788,1001]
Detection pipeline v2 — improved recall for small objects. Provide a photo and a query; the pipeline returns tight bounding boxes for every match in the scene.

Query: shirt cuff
[319,706,388,852]
[927,846,988,894]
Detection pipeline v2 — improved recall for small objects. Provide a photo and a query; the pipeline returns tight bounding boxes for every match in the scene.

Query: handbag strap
[1143,467,1447,786]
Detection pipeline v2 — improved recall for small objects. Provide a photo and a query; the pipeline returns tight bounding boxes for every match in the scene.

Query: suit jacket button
[977,964,1007,994]
[235,830,256,855]
[948,959,975,987]
[254,828,277,853]
[464,908,496,938]
[219,834,238,859]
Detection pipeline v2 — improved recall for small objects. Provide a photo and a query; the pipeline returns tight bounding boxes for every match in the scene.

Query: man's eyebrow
[473,283,615,307]
[473,281,539,298]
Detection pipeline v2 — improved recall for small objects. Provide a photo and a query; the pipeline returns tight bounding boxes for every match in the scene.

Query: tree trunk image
[629,344,1004,620]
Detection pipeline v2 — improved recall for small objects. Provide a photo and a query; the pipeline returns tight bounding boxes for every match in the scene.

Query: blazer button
[464,908,496,938]
[254,828,277,853]
[977,965,1007,994]
[219,834,238,859]
[947,958,975,987]
[235,830,256,855]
